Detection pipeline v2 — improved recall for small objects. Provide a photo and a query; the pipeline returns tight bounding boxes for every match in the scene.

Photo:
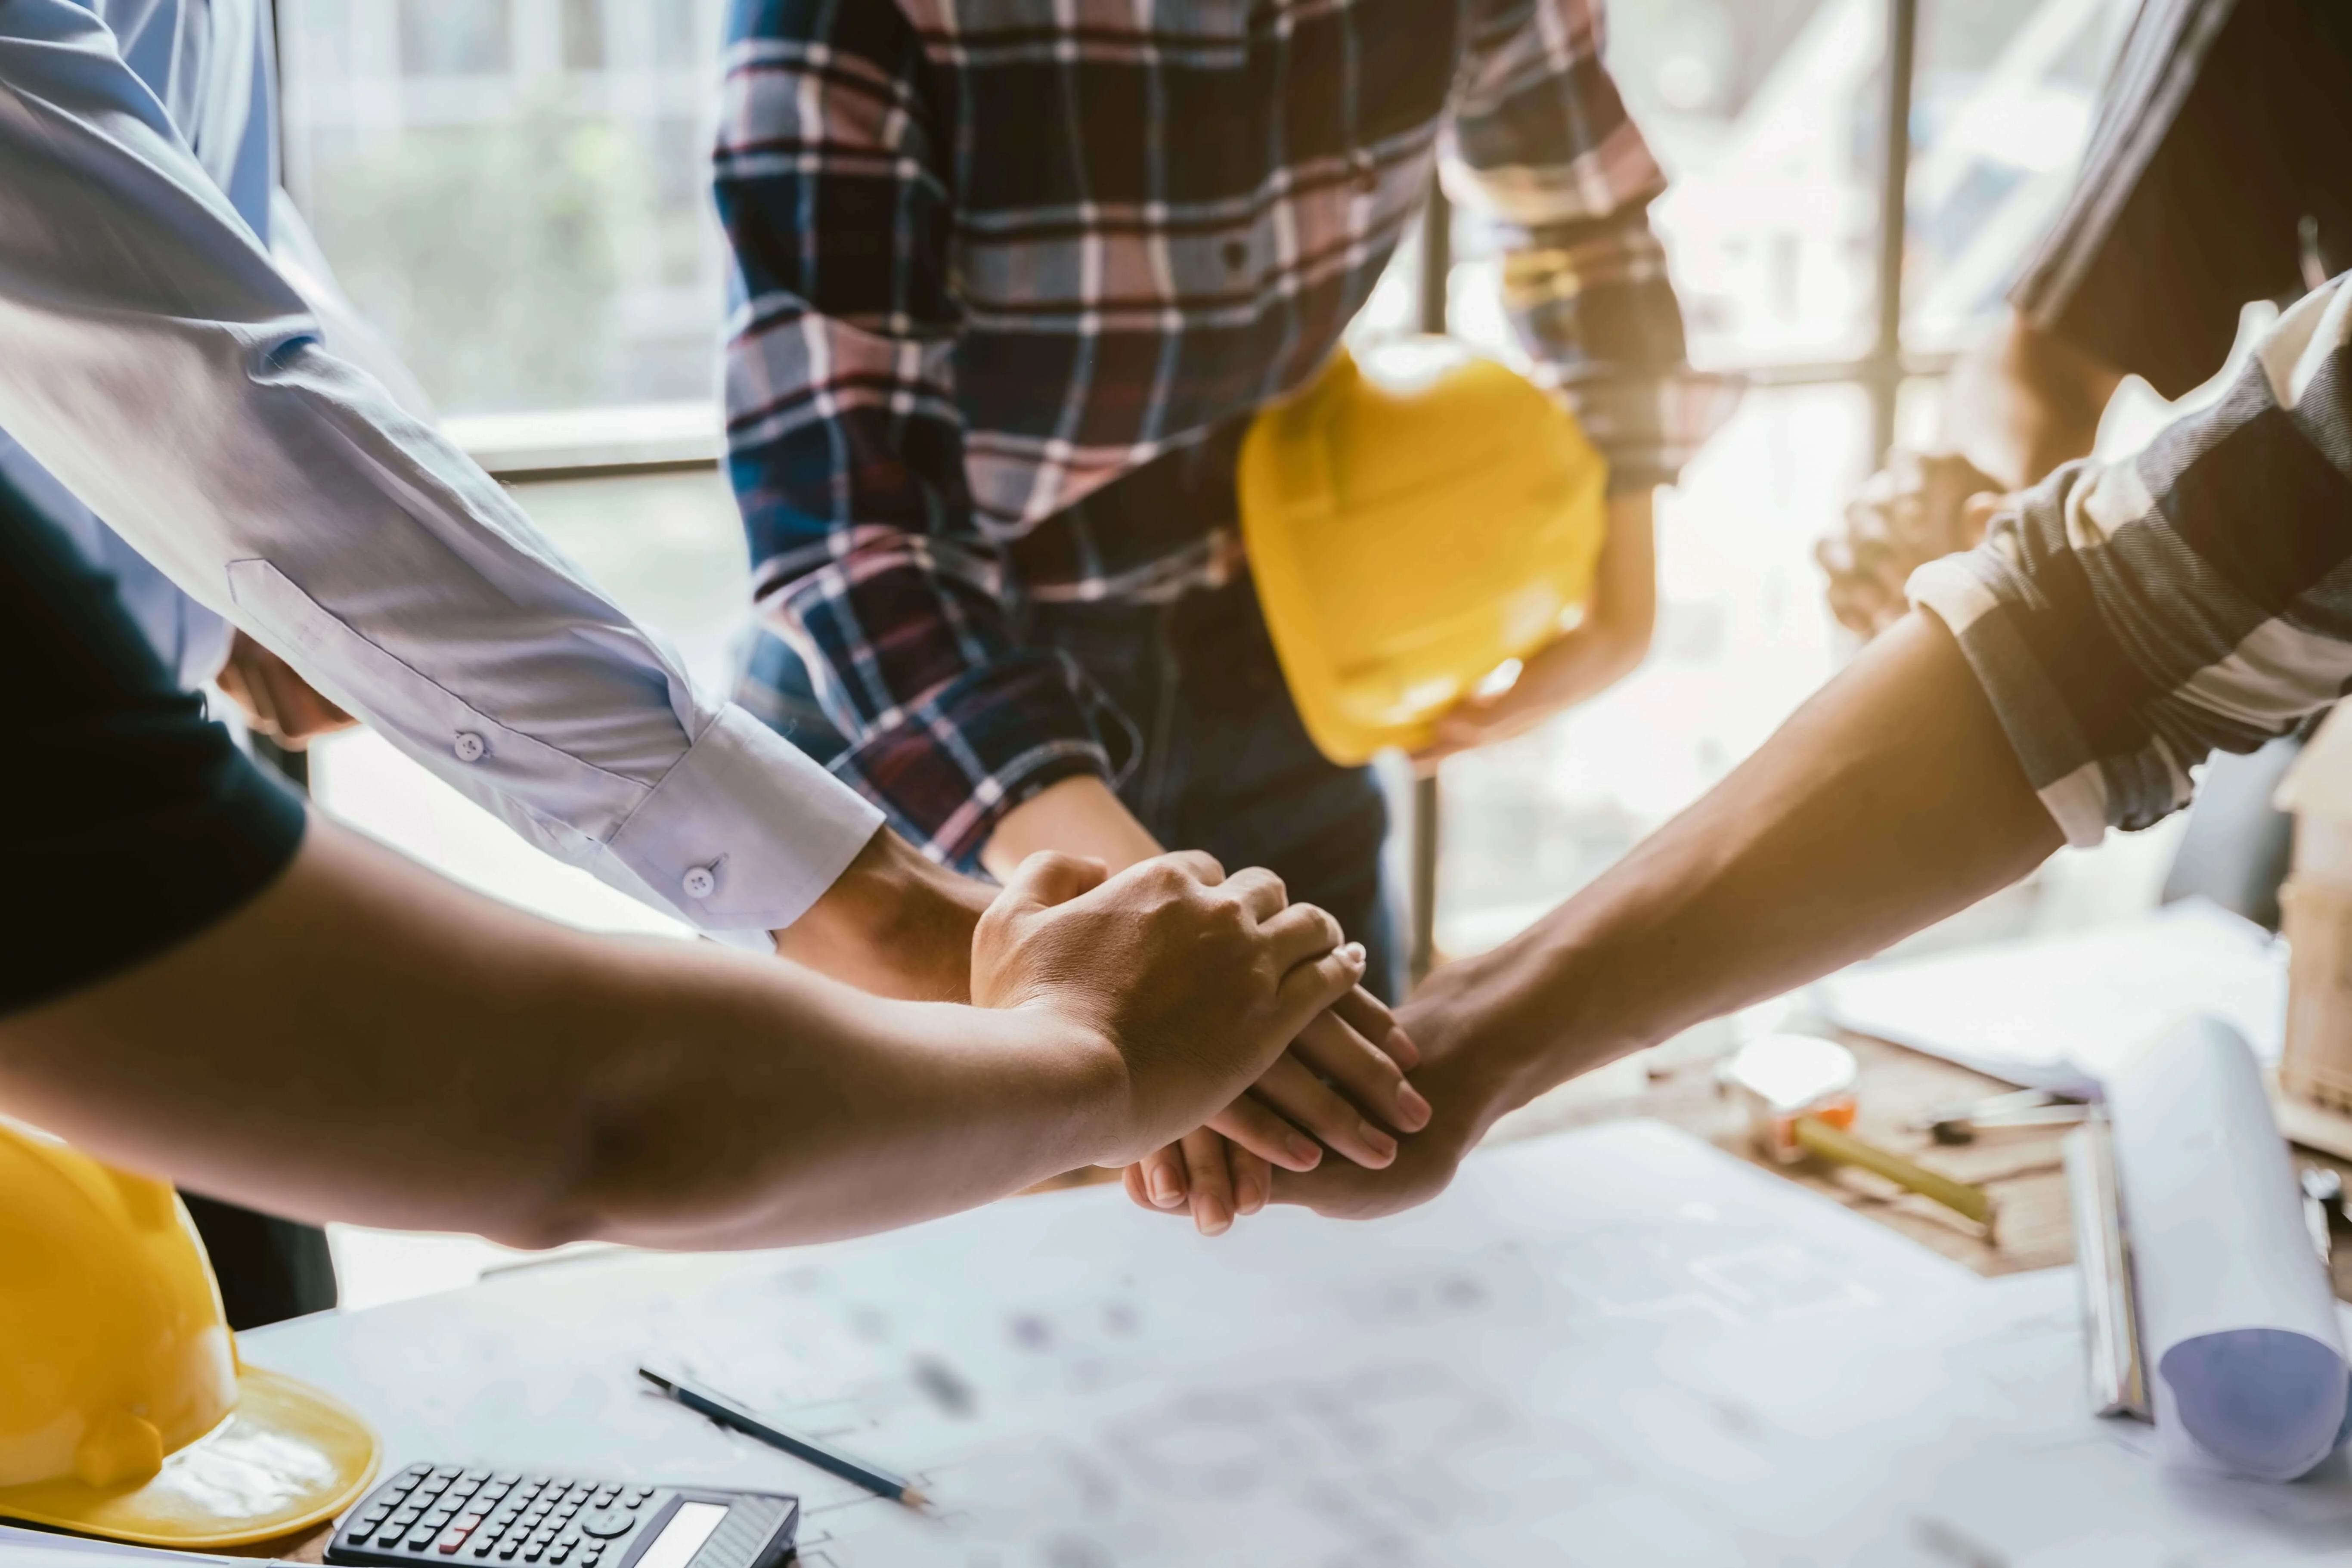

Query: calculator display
[632,1503,727,1568]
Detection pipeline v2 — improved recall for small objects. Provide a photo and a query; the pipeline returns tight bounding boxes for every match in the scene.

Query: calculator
[323,1466,799,1568]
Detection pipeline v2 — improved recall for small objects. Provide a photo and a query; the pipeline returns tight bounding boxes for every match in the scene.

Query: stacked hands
[201,510,1633,1236]
[203,642,1481,1221]
[207,603,1530,1236]
[970,848,1504,1236]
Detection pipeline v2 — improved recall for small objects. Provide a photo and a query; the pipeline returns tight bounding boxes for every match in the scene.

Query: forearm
[564,962,1122,1250]
[1942,308,2123,490]
[1435,612,2062,1107]
[0,821,1121,1251]
[773,825,995,1001]
[1536,490,1657,701]
[981,775,1164,882]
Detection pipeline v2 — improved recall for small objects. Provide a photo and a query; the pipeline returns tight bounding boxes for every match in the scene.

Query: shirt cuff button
[681,865,718,900]
[453,731,487,762]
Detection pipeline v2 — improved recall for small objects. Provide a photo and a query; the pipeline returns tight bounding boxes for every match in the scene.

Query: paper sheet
[232,1122,2352,1565]
[0,1525,248,1563]
[1813,899,2287,1097]
[1926,1270,2352,1568]
[2107,1018,2351,1480]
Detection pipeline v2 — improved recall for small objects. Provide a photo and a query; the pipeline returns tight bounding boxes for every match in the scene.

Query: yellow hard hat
[0,1120,378,1548]
[1239,338,1608,765]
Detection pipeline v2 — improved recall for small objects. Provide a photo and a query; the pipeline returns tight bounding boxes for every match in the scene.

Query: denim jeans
[743,576,1399,1002]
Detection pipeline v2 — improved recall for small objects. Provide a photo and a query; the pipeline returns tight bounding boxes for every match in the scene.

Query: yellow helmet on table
[0,1119,378,1548]
[1239,338,1609,766]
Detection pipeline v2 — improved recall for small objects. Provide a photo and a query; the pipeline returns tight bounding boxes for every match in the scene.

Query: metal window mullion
[1406,178,1450,991]
[1870,0,1921,462]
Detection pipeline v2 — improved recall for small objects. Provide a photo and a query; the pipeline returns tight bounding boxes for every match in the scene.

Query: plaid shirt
[1911,276,2352,844]
[717,0,1729,868]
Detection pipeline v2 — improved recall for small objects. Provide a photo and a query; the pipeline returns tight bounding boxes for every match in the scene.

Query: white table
[243,1124,2352,1566]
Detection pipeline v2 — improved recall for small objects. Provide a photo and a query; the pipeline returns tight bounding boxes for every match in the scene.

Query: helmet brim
[0,1366,379,1549]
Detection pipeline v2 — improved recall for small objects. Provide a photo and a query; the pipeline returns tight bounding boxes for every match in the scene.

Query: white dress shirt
[0,0,884,939]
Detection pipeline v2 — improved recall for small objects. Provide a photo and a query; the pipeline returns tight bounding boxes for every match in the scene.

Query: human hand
[1120,984,1428,1235]
[1267,958,1543,1220]
[971,850,1367,1166]
[1818,449,2002,639]
[1409,620,1645,773]
[216,629,355,747]
[1410,491,1657,775]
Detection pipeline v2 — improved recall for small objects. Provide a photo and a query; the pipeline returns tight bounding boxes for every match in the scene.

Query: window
[278,0,730,418]
[560,0,604,72]
[398,0,511,78]
[276,0,744,962]
[1903,0,2138,352]
[1413,0,2141,962]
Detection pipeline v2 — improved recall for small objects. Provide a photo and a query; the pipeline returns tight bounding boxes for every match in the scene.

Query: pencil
[637,1366,928,1507]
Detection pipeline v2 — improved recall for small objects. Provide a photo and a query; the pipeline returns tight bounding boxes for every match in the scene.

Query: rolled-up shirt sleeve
[1441,0,1737,493]
[0,3,882,939]
[1909,275,2352,847]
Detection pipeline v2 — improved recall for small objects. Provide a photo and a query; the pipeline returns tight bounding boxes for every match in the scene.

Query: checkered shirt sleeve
[1446,0,1738,491]
[1909,276,2352,846]
[716,1,1131,869]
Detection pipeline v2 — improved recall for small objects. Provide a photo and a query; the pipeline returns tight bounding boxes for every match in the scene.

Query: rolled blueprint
[2107,1016,2350,1480]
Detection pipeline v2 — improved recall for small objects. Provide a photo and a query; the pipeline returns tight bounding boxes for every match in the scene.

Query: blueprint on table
[242,1122,2352,1567]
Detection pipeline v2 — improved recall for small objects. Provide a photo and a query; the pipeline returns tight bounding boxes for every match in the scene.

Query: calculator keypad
[343,1466,662,1565]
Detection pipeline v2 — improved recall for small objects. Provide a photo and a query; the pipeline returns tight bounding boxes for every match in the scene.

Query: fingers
[1206,1095,1325,1173]
[1335,985,1416,1069]
[1428,705,1487,751]
[1229,1146,1274,1217]
[1291,1007,1431,1134]
[268,660,354,742]
[1245,1051,1397,1169]
[1270,940,1367,1042]
[1135,1142,1188,1211]
[1820,530,1915,638]
[223,635,356,747]
[1180,1128,1236,1236]
[1151,848,1226,887]
[1223,865,1289,922]
[1131,1134,1275,1222]
[993,851,1112,918]
[218,653,280,738]
[1257,900,1345,971]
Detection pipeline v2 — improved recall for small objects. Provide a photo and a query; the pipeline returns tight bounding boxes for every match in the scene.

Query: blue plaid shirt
[718,0,1731,868]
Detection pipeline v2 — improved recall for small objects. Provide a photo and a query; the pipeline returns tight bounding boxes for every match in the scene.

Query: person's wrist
[1425,924,1648,1116]
[773,828,992,1001]
[976,990,1146,1169]
[994,1001,1137,1168]
[979,775,1162,882]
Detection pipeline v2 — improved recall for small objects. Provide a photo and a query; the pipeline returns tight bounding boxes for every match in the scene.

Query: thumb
[993,851,1110,919]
